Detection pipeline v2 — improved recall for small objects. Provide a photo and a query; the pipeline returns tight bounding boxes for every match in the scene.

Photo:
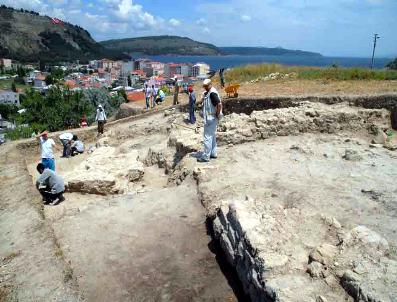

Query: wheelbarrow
[224,84,240,98]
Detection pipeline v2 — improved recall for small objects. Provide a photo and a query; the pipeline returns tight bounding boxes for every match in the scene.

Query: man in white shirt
[95,104,107,135]
[71,135,84,156]
[59,132,73,158]
[36,131,61,171]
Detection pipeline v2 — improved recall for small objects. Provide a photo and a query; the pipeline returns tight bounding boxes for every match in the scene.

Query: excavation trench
[18,114,248,302]
[4,95,397,301]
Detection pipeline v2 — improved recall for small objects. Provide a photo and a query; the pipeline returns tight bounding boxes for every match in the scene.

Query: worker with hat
[198,79,222,162]
[95,104,107,135]
[36,130,61,171]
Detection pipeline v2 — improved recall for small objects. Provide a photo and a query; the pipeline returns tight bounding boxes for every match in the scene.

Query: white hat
[98,104,103,108]
[203,79,211,86]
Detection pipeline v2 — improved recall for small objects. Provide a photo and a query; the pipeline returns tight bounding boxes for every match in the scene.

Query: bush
[387,58,397,70]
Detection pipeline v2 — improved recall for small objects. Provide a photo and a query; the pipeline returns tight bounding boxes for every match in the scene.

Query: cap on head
[188,86,193,93]
[98,104,102,108]
[203,79,211,86]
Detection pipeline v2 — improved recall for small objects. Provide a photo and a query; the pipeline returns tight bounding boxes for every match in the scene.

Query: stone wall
[212,203,278,302]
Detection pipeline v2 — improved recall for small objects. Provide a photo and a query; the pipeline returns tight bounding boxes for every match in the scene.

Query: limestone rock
[309,244,338,265]
[372,130,387,145]
[307,261,324,278]
[342,149,362,161]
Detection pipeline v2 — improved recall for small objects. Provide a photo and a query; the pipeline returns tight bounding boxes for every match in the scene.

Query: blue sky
[1,0,396,57]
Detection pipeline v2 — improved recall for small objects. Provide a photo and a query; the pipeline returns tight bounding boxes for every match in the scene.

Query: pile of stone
[248,72,297,83]
[65,146,144,195]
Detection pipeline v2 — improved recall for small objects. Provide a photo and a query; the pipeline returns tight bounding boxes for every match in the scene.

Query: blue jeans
[146,97,150,109]
[42,158,55,171]
[189,100,196,124]
[202,118,218,160]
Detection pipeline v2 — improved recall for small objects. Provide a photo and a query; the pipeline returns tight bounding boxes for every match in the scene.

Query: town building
[177,64,192,77]
[0,58,12,70]
[33,75,47,89]
[0,90,20,106]
[192,63,210,78]
[121,61,134,76]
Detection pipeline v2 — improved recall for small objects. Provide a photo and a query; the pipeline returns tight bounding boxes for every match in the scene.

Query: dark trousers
[60,139,71,157]
[71,147,83,156]
[98,121,105,134]
[39,188,64,202]
[189,101,196,124]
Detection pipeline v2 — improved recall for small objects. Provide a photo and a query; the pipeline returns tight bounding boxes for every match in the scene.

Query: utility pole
[371,34,380,70]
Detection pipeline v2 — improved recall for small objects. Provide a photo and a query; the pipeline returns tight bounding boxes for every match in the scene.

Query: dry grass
[224,63,397,83]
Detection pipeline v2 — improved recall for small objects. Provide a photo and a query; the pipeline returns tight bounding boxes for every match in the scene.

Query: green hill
[219,47,322,57]
[100,36,222,56]
[0,5,126,62]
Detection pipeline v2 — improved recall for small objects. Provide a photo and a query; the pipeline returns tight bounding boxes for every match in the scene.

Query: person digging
[36,163,65,206]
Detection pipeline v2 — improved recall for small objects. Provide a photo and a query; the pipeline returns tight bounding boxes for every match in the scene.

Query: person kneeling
[71,135,84,156]
[36,163,65,206]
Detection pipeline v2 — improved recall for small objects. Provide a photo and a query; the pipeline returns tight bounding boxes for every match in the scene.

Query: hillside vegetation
[220,47,322,57]
[100,35,221,56]
[0,5,125,62]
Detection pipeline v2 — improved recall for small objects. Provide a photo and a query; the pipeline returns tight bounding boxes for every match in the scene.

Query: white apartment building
[0,90,20,106]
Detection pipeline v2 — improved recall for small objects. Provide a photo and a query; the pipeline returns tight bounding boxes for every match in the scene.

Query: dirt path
[0,144,80,301]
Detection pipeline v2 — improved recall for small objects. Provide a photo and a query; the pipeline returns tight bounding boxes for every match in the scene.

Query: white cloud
[203,27,210,34]
[196,18,206,25]
[240,14,251,22]
[169,18,181,26]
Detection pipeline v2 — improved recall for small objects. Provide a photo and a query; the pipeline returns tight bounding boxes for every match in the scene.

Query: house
[0,90,20,106]
[192,63,210,78]
[177,64,192,77]
[164,63,180,77]
[121,61,134,76]
[0,58,12,70]
[148,62,165,76]
[34,75,47,89]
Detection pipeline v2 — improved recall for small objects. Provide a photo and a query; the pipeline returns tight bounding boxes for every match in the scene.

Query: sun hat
[203,79,211,86]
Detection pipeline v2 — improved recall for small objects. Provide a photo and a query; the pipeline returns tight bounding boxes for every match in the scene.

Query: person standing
[59,132,73,158]
[95,104,107,135]
[219,68,225,88]
[36,163,65,205]
[36,131,60,171]
[144,84,152,109]
[188,86,196,124]
[173,78,179,105]
[198,79,222,163]
[151,85,158,108]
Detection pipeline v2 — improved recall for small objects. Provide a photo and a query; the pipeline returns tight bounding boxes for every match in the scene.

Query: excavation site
[1,94,397,302]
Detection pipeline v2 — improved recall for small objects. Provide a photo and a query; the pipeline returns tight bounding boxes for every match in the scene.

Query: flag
[51,17,63,25]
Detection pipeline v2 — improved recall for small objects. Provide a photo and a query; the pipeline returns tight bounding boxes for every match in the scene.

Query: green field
[225,63,397,83]
[0,79,29,91]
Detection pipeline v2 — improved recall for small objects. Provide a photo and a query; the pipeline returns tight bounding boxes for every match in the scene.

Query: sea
[147,55,393,71]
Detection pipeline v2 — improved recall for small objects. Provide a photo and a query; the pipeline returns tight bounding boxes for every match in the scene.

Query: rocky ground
[1,94,397,302]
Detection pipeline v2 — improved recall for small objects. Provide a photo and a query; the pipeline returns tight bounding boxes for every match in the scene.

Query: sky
[1,0,396,57]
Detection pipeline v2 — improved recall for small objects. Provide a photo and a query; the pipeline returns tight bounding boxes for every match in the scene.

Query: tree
[386,58,397,70]
[45,75,54,85]
[11,81,17,92]
[117,89,127,103]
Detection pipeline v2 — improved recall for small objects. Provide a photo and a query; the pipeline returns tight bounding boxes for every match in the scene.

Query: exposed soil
[1,91,397,302]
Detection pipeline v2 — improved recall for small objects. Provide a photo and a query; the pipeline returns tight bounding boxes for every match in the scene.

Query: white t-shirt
[72,140,84,152]
[40,137,55,159]
[59,133,73,140]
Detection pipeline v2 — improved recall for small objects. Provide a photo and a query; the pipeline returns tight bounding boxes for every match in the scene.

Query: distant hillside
[101,36,222,56]
[0,5,126,62]
[220,47,322,57]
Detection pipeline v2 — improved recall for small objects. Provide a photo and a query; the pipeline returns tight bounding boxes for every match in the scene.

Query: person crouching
[36,163,65,205]
[71,135,85,156]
